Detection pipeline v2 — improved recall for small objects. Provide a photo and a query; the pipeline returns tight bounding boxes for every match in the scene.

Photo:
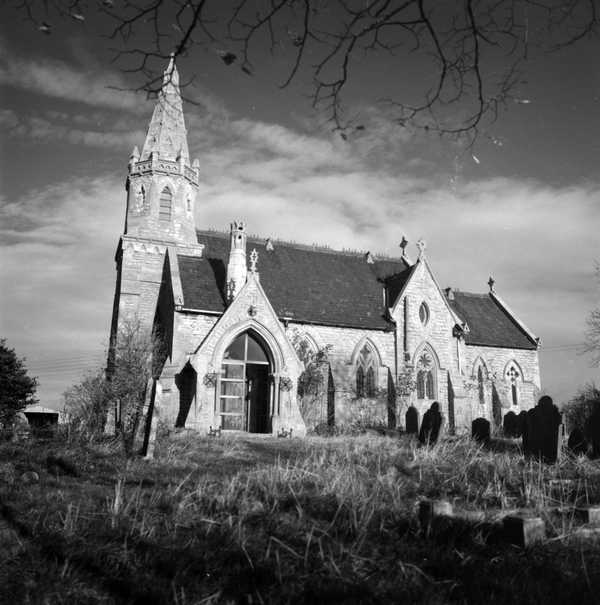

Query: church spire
[140,54,190,163]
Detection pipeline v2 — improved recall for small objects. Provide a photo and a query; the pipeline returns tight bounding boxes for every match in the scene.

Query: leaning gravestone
[585,403,600,459]
[524,396,562,463]
[567,427,588,457]
[503,411,518,438]
[472,417,491,445]
[419,401,442,445]
[406,406,419,435]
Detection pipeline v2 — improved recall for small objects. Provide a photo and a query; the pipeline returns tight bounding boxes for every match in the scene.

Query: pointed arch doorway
[219,330,272,433]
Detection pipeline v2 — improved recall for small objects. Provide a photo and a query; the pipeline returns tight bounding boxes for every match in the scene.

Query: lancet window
[416,348,436,400]
[355,344,377,398]
[159,186,172,221]
[506,364,520,406]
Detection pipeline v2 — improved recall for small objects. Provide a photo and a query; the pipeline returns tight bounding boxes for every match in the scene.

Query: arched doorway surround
[218,330,273,432]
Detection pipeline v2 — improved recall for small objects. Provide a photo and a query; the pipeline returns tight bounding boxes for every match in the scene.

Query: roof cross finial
[249,248,259,273]
[488,275,495,293]
[416,239,426,259]
[399,235,408,256]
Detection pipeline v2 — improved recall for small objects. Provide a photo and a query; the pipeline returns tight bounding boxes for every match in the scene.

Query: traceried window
[419,301,430,326]
[416,349,436,400]
[506,364,520,406]
[355,344,377,397]
[159,186,172,221]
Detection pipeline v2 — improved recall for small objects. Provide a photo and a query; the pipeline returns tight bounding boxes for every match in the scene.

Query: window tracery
[506,364,520,406]
[355,343,377,397]
[416,349,436,400]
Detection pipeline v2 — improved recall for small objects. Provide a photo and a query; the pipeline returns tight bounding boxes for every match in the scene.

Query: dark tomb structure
[472,417,491,445]
[419,401,442,446]
[523,396,562,463]
[567,427,588,457]
[406,406,419,435]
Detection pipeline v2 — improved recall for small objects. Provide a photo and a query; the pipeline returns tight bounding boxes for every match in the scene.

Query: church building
[109,58,542,437]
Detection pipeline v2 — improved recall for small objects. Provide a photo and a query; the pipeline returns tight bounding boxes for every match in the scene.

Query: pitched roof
[177,231,410,330]
[448,291,538,350]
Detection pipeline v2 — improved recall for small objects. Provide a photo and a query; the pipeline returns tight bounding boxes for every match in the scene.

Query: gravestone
[516,410,527,438]
[585,403,600,459]
[405,406,419,435]
[567,427,588,457]
[523,396,562,463]
[503,411,518,437]
[419,401,442,445]
[472,417,491,445]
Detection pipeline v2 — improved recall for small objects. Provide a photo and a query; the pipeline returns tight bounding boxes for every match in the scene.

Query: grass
[1,431,600,604]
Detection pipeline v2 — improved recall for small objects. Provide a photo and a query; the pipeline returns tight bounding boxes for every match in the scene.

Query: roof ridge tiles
[196,229,404,261]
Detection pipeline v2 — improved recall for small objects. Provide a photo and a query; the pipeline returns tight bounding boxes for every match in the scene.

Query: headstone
[502,516,546,547]
[516,410,527,439]
[503,411,518,437]
[584,403,600,459]
[523,396,562,463]
[567,427,588,456]
[419,401,442,445]
[405,406,419,435]
[472,417,491,444]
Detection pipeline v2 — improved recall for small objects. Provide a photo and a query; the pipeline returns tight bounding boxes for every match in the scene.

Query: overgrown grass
[1,432,600,603]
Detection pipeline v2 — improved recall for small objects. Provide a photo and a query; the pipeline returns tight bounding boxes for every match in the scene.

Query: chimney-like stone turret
[226,221,247,301]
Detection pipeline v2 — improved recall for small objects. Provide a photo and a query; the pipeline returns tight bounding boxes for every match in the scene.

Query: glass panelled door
[219,331,271,431]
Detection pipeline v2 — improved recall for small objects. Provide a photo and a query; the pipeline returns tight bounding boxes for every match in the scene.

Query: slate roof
[177,231,411,330]
[448,291,538,350]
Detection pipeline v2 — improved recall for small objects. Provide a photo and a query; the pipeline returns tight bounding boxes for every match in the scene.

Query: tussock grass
[1,432,600,603]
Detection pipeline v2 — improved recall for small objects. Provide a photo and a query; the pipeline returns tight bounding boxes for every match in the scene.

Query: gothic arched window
[506,364,520,406]
[477,366,485,405]
[419,301,430,326]
[355,343,378,397]
[416,348,436,400]
[356,366,365,398]
[159,186,172,221]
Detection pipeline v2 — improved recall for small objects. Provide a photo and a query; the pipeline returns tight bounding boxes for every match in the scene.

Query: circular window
[419,301,430,326]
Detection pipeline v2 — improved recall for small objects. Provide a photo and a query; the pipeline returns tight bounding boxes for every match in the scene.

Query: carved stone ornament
[203,372,218,387]
[279,376,293,392]
[248,305,257,317]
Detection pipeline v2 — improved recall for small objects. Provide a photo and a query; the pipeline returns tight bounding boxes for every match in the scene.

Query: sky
[0,2,599,411]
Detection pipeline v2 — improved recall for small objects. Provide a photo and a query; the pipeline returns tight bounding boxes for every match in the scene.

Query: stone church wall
[391,260,462,431]
[285,323,396,428]
[461,344,541,426]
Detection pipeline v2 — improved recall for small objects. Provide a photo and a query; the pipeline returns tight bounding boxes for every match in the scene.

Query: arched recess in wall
[414,342,440,401]
[352,338,381,398]
[503,359,524,408]
[472,357,489,406]
[292,331,318,368]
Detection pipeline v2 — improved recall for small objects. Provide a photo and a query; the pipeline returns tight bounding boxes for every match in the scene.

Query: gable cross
[249,248,259,273]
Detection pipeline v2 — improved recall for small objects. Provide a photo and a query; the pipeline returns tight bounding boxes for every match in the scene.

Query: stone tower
[109,56,203,348]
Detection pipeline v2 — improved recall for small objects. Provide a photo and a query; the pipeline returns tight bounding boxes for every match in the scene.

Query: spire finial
[140,54,188,162]
[488,276,495,293]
